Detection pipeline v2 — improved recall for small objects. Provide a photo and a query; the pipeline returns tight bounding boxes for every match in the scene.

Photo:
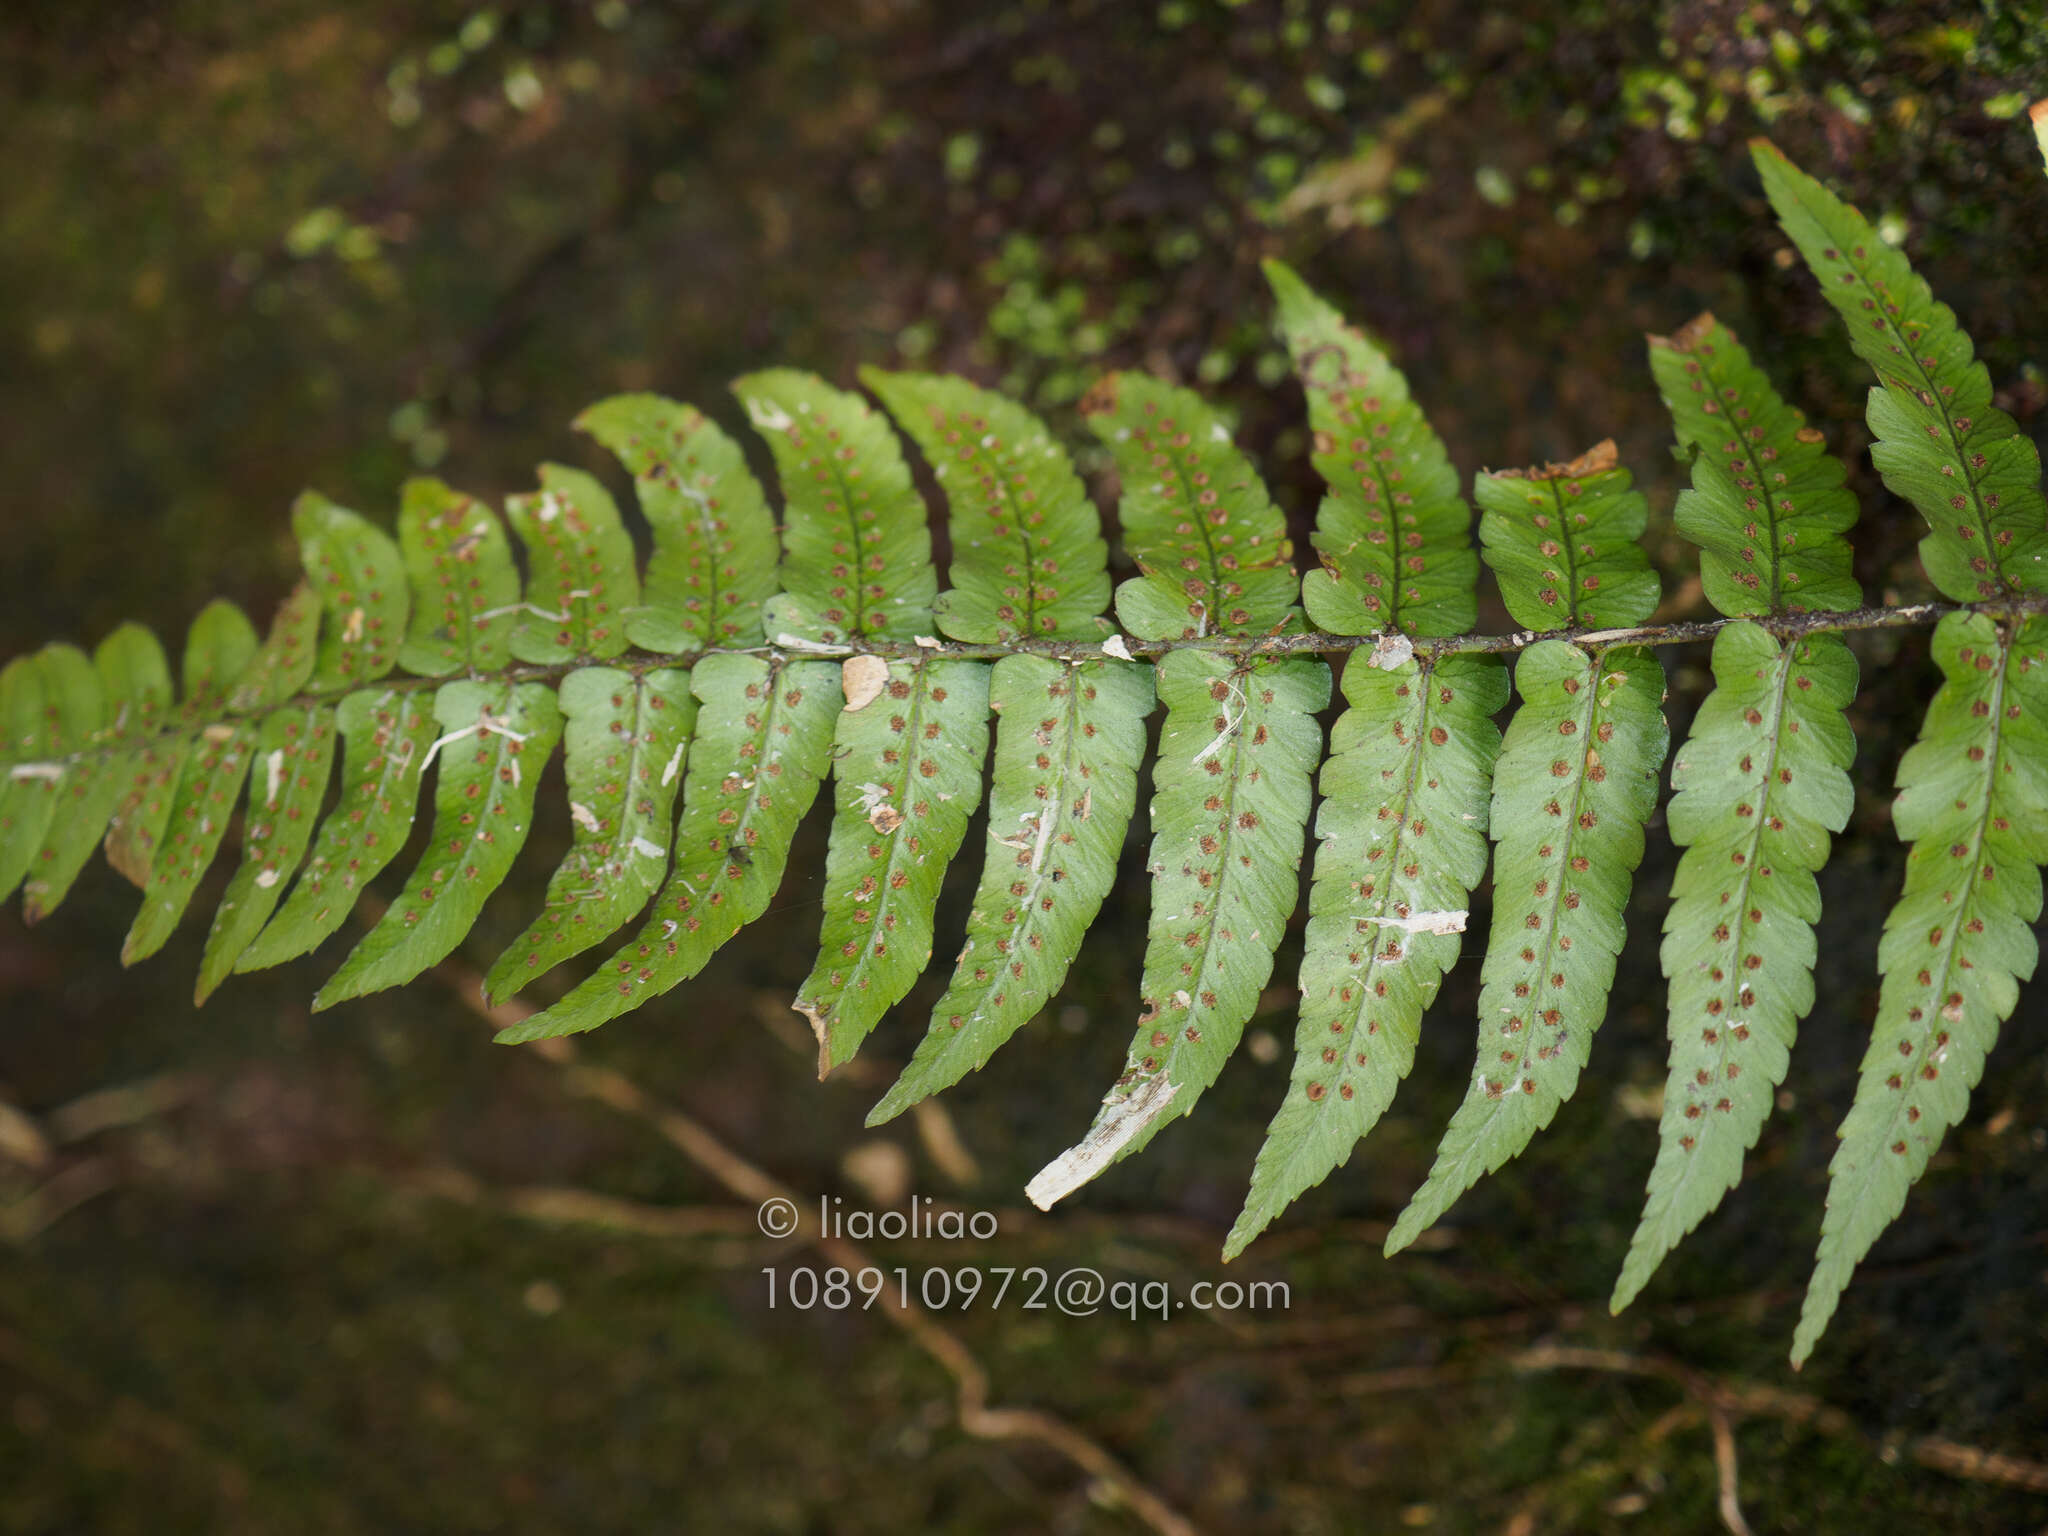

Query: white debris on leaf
[8,763,62,783]
[841,654,889,713]
[1101,634,1135,662]
[773,633,852,656]
[743,396,794,432]
[1366,631,1415,670]
[1360,908,1468,937]
[568,801,602,834]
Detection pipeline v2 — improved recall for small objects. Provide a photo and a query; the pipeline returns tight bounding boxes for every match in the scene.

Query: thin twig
[1706,1403,1754,1536]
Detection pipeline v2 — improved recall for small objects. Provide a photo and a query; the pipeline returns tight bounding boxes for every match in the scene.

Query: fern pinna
[2,144,2043,1364]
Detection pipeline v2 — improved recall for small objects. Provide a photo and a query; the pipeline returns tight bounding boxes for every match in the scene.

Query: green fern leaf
[1390,450,1667,1253]
[867,655,1154,1123]
[1227,653,1506,1258]
[1476,444,1662,631]
[1263,259,1479,638]
[1080,373,1298,639]
[296,491,409,690]
[194,704,339,1002]
[482,666,695,1003]
[1030,378,1326,1204]
[313,681,562,1007]
[794,659,991,1072]
[1613,317,1865,1311]
[120,719,257,965]
[116,600,271,961]
[1614,627,1859,1309]
[574,394,779,651]
[737,369,938,644]
[1648,313,1862,616]
[1029,648,1329,1205]
[857,371,1133,1117]
[497,655,842,1044]
[1222,270,1496,1256]
[1792,614,2048,1364]
[104,600,257,886]
[227,582,323,713]
[394,479,521,676]
[1752,141,2048,600]
[0,645,101,904]
[861,369,1112,642]
[234,688,437,970]
[503,466,640,664]
[1389,639,1668,1252]
[21,624,173,922]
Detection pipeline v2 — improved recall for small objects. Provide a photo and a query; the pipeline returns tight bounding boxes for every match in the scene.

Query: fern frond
[117,600,280,956]
[234,688,437,970]
[1475,443,1662,631]
[503,466,639,663]
[1614,318,1865,1311]
[795,658,991,1071]
[1389,450,1667,1253]
[1792,614,2048,1364]
[498,655,842,1042]
[1031,648,1328,1207]
[1648,313,1862,616]
[1082,372,1298,639]
[1225,269,1497,1256]
[395,478,522,676]
[482,668,695,1003]
[1030,380,1327,1206]
[1752,141,2048,601]
[104,600,258,886]
[0,645,101,905]
[227,582,322,714]
[862,374,1139,1117]
[1227,652,1505,1258]
[194,704,339,1003]
[20,624,173,922]
[575,393,779,651]
[867,655,1152,1121]
[1263,259,1478,638]
[296,492,409,690]
[862,369,1112,641]
[739,369,939,643]
[314,682,563,1007]
[120,717,257,966]
[1615,627,1858,1309]
[729,370,992,1069]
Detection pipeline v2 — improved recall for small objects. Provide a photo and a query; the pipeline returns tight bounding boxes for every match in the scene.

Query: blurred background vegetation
[3,1,2047,1531]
